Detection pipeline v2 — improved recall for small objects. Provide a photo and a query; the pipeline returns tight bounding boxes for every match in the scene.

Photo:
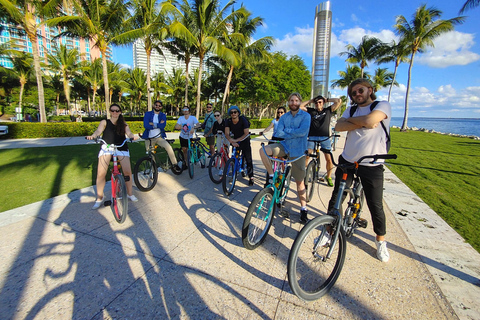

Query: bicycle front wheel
[305,160,316,202]
[222,158,237,196]
[133,156,158,192]
[112,174,128,223]
[287,215,346,301]
[187,149,194,179]
[242,187,276,250]
[209,152,225,184]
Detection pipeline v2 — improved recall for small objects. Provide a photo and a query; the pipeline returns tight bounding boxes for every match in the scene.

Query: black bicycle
[288,152,397,301]
[133,135,183,192]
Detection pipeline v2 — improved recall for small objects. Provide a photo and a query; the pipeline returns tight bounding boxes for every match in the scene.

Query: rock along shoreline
[392,126,480,140]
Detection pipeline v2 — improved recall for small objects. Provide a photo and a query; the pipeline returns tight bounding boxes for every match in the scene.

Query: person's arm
[345,110,386,129]
[261,121,274,134]
[157,113,167,130]
[86,120,106,139]
[276,112,310,139]
[300,98,314,111]
[125,124,137,140]
[143,112,155,129]
[174,118,182,130]
[328,97,342,112]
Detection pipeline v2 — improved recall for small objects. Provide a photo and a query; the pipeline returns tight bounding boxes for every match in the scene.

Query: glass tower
[311,1,332,99]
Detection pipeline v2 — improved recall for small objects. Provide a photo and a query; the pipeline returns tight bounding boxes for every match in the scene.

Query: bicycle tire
[171,148,183,175]
[112,174,128,223]
[209,152,225,184]
[197,147,206,168]
[133,156,158,192]
[344,189,365,238]
[187,149,194,179]
[278,166,292,201]
[287,215,346,301]
[242,187,276,250]
[305,160,316,202]
[240,156,247,177]
[222,158,237,196]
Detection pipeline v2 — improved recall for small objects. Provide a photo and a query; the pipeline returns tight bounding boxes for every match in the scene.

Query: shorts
[268,143,306,182]
[179,137,189,149]
[98,144,130,158]
[206,135,215,146]
[307,136,332,151]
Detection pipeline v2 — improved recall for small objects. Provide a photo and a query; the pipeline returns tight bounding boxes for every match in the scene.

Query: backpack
[349,101,391,152]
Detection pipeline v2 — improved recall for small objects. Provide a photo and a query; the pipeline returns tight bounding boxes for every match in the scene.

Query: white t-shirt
[176,115,198,139]
[342,100,391,166]
[149,113,162,138]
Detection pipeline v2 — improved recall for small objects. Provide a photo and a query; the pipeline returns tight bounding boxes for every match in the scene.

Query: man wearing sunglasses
[328,78,392,262]
[203,103,216,156]
[141,100,182,173]
[175,106,199,167]
[301,95,342,187]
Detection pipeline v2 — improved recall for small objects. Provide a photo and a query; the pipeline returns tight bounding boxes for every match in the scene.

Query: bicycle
[187,133,211,179]
[304,134,340,202]
[331,128,339,151]
[287,153,397,301]
[133,134,183,192]
[208,131,230,184]
[88,137,133,224]
[221,134,249,196]
[242,142,303,250]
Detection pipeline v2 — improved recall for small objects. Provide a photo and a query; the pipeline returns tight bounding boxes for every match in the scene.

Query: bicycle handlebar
[307,134,340,143]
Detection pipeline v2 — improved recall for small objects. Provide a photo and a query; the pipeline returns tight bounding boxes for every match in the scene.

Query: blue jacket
[141,111,167,139]
[275,109,311,158]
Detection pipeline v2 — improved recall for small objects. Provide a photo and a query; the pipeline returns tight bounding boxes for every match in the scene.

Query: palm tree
[371,68,397,93]
[0,0,58,122]
[460,0,480,13]
[395,5,465,131]
[125,67,147,113]
[164,67,186,114]
[45,73,64,115]
[47,44,82,114]
[340,35,386,78]
[10,52,34,114]
[81,59,103,113]
[47,0,130,114]
[376,40,410,102]
[162,0,247,118]
[331,64,367,106]
[220,8,273,113]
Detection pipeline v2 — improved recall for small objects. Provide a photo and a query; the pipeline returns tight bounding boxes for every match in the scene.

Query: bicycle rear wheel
[133,156,158,192]
[187,149,194,179]
[305,160,316,202]
[209,152,225,184]
[171,148,183,175]
[344,189,365,238]
[288,215,346,301]
[242,187,276,250]
[111,174,128,223]
[222,158,237,196]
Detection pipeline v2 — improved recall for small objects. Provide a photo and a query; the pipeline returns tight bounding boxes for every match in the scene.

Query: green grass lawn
[388,128,480,252]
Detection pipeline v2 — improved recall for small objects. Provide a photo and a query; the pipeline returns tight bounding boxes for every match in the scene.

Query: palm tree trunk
[222,65,234,114]
[146,48,152,111]
[18,83,25,113]
[30,37,46,123]
[101,52,110,118]
[184,57,190,107]
[388,61,399,102]
[402,53,415,131]
[195,52,204,119]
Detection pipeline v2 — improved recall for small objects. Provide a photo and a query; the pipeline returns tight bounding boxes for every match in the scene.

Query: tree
[395,5,465,130]
[371,67,397,93]
[164,67,186,114]
[47,44,82,114]
[459,0,480,13]
[340,36,386,78]
[10,52,34,115]
[376,40,410,101]
[331,64,368,106]
[81,59,103,112]
[125,67,147,113]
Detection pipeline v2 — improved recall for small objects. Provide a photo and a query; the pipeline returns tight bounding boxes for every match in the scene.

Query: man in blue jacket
[141,100,181,173]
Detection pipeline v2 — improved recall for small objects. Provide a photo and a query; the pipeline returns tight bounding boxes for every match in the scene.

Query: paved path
[0,134,479,319]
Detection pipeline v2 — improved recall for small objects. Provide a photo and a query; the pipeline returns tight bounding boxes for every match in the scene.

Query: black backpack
[349,101,391,152]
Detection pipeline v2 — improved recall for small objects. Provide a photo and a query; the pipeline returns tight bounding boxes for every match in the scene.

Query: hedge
[0,118,270,139]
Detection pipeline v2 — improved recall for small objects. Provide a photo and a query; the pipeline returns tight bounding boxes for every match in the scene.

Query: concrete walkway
[0,133,479,319]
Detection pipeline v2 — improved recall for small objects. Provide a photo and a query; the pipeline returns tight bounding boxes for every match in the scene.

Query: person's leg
[145,138,152,151]
[327,156,354,213]
[206,136,215,155]
[157,138,177,165]
[119,155,134,196]
[241,141,254,178]
[358,165,386,240]
[179,137,188,166]
[96,154,111,201]
[260,144,274,176]
[291,157,308,222]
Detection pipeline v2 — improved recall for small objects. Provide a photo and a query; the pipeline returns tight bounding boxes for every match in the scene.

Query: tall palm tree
[220,8,273,113]
[395,5,465,131]
[376,40,410,102]
[460,0,480,13]
[10,52,34,114]
[0,0,59,122]
[340,35,386,78]
[164,67,186,114]
[81,58,103,113]
[48,0,130,114]
[125,67,147,113]
[371,67,397,93]
[162,0,247,118]
[45,73,64,115]
[47,44,82,114]
[331,64,367,106]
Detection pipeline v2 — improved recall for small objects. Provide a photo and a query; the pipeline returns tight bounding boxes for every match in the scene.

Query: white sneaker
[128,194,138,202]
[92,197,104,210]
[375,240,390,262]
[315,232,332,247]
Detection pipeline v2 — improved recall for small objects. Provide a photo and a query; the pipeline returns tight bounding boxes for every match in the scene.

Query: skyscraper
[311,1,332,99]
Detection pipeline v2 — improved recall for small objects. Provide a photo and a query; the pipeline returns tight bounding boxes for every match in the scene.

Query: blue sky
[111,0,480,118]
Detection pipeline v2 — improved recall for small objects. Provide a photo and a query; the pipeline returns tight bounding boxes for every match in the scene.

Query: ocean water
[390,117,480,137]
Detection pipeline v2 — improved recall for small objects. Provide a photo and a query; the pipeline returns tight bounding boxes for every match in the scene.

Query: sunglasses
[207,106,212,108]
[277,111,284,114]
[351,87,368,96]
[214,114,221,117]
[315,100,324,104]
[110,109,121,113]
[230,111,238,115]
[155,104,162,107]
[183,109,189,112]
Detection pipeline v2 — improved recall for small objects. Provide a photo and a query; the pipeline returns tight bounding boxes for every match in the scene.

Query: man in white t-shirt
[327,78,392,262]
[175,106,199,167]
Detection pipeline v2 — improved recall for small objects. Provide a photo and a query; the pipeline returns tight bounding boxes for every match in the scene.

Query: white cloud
[272,27,314,55]
[416,31,480,68]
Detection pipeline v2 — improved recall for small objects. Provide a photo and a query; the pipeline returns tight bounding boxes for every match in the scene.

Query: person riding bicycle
[259,92,311,223]
[206,111,229,153]
[260,106,286,143]
[327,78,392,262]
[86,103,138,209]
[203,103,216,156]
[174,106,199,169]
[141,100,181,173]
[300,95,342,187]
[225,105,254,186]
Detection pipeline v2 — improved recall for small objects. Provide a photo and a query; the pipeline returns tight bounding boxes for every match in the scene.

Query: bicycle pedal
[104,200,112,206]
[357,218,368,228]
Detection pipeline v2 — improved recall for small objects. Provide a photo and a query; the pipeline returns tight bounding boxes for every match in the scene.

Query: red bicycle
[208,131,230,184]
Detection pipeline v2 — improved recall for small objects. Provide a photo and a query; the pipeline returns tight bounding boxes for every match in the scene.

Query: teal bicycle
[187,134,211,179]
[222,134,249,196]
[242,142,303,250]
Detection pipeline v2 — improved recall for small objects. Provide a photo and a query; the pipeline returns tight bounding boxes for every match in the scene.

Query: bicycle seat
[166,139,175,144]
[191,137,201,142]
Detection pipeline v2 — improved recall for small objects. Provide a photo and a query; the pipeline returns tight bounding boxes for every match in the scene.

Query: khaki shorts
[267,143,306,182]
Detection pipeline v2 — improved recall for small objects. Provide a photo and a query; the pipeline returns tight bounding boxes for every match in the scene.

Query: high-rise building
[0,20,109,68]
[311,1,332,99]
[133,39,211,78]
